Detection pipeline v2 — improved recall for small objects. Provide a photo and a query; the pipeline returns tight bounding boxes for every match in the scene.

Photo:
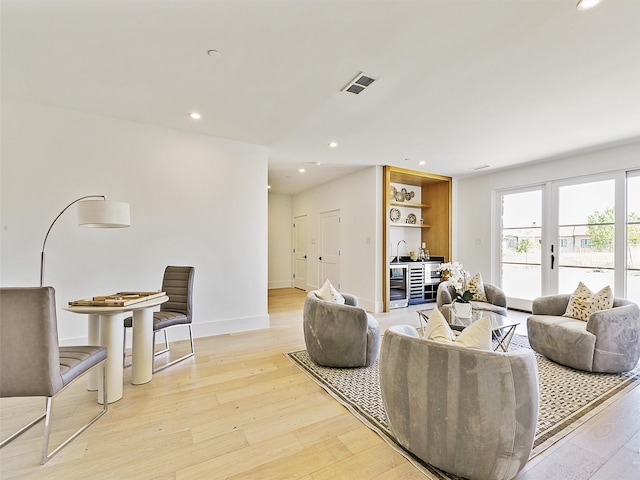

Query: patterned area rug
[286,336,640,479]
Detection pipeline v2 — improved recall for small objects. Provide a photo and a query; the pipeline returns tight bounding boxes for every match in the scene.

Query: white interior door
[319,210,340,288]
[293,215,308,290]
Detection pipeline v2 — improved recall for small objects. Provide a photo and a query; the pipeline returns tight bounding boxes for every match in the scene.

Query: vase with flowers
[437,261,473,318]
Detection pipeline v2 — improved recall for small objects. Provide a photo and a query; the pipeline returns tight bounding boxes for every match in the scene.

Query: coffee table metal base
[416,308,519,352]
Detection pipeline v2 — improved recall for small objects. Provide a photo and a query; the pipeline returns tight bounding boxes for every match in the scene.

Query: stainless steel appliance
[389,264,409,309]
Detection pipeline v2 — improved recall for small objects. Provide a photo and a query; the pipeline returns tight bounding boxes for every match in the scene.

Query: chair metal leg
[154,329,170,356]
[0,409,46,448]
[40,360,108,464]
[125,324,167,367]
[152,325,195,373]
[1,361,107,464]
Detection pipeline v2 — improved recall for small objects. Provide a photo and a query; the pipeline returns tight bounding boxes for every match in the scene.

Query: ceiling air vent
[341,72,377,95]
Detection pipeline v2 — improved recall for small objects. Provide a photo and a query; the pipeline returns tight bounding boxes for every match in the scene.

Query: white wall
[292,166,382,312]
[268,193,292,289]
[456,141,640,284]
[1,99,270,343]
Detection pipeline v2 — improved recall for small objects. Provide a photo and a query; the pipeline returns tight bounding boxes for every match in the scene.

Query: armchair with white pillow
[303,280,380,368]
[379,309,538,480]
[527,282,640,373]
[437,272,507,323]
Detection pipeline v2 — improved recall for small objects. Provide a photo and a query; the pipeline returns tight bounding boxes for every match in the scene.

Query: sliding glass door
[554,177,616,295]
[496,170,639,308]
[498,187,544,309]
[628,171,640,304]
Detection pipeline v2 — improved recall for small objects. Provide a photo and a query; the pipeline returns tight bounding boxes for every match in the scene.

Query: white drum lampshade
[39,195,131,286]
[77,200,131,228]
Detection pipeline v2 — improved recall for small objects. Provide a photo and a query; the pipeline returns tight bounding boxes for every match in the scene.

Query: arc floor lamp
[40,195,131,286]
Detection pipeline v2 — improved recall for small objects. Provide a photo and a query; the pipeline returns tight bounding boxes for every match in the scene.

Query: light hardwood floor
[1,288,638,479]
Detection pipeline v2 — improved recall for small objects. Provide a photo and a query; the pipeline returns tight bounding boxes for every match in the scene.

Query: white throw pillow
[563,282,613,321]
[316,279,345,304]
[423,307,456,343]
[425,307,492,350]
[468,272,488,302]
[455,317,492,350]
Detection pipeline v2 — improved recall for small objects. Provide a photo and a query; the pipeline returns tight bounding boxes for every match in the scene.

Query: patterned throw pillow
[563,282,613,321]
[316,279,345,304]
[424,307,492,350]
[467,273,488,302]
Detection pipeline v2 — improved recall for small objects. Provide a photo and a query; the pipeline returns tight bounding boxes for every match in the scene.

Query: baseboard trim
[61,314,271,346]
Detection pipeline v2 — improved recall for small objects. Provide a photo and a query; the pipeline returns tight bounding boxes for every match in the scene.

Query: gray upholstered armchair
[303,290,380,367]
[436,280,507,322]
[380,325,539,480]
[527,295,640,373]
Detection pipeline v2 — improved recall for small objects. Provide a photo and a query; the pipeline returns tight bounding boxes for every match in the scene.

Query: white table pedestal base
[131,308,154,385]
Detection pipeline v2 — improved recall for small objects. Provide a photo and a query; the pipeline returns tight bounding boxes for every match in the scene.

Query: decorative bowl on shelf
[406,213,417,224]
[390,208,401,223]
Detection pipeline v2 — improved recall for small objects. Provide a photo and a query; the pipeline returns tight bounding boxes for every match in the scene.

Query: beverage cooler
[389,264,409,309]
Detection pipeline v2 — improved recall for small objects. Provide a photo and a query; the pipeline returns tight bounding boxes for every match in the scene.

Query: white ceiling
[2,0,639,194]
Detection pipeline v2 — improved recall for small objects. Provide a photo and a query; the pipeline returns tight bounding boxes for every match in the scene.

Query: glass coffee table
[417,308,519,352]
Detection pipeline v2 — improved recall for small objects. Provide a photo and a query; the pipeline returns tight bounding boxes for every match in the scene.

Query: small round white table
[64,295,169,404]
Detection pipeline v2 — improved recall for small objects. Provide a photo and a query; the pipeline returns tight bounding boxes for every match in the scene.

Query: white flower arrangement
[436,261,472,303]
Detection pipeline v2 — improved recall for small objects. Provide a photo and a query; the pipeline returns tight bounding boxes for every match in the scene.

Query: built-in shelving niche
[383,166,452,311]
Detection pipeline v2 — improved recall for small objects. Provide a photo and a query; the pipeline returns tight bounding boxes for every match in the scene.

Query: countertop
[389,255,444,264]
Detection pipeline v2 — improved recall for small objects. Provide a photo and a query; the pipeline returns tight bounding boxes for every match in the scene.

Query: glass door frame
[493,183,548,311]
[549,171,627,298]
[494,170,632,308]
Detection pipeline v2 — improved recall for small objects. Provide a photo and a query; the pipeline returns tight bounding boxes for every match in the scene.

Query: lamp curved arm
[40,195,106,286]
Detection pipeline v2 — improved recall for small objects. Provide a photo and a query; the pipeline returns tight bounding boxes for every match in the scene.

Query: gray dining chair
[124,266,195,373]
[0,287,108,464]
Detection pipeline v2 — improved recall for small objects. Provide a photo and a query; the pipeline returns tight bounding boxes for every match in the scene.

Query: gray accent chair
[380,325,539,480]
[0,287,108,464]
[527,295,640,373]
[436,280,508,322]
[124,266,195,373]
[303,290,380,367]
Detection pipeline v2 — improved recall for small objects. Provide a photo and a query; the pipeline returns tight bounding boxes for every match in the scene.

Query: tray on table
[68,291,166,307]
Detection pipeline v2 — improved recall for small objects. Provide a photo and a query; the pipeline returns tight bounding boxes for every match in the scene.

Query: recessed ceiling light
[267,185,271,189]
[577,0,603,10]
[189,112,201,120]
[418,161,426,166]
[299,168,305,173]
[328,142,338,148]
[207,49,222,58]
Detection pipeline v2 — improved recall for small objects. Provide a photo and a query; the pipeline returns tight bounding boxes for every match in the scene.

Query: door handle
[303,255,307,259]
[551,254,555,269]
[319,256,322,261]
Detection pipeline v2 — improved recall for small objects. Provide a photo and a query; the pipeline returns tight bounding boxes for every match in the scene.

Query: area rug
[286,336,640,479]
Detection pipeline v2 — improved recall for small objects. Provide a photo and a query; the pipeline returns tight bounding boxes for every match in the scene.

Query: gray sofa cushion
[527,315,595,371]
